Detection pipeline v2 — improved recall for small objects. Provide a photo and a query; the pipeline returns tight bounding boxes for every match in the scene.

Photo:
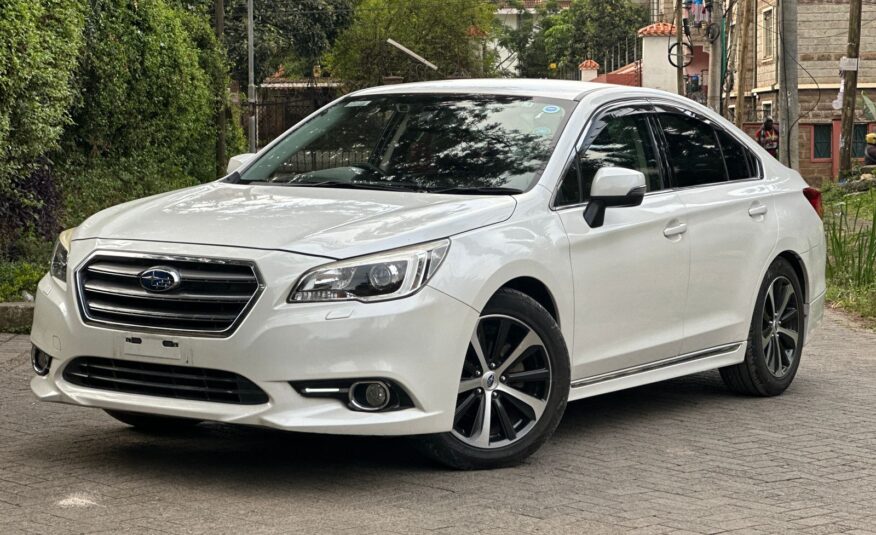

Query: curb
[0,302,34,333]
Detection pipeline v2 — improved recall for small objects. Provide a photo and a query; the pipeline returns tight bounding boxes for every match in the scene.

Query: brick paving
[1,311,875,534]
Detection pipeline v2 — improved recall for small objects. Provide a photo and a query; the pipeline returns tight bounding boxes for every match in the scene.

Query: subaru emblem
[139,266,181,293]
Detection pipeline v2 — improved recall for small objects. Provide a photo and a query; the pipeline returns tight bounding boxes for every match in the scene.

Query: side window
[555,159,582,206]
[578,110,662,200]
[716,128,758,180]
[658,112,727,187]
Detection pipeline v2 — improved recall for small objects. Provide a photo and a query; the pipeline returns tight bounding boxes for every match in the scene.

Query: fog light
[31,346,52,376]
[349,381,391,411]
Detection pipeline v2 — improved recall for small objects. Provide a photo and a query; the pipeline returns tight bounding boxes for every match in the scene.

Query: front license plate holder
[117,333,188,363]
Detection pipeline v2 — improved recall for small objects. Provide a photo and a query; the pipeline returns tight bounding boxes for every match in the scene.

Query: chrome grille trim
[75,252,264,337]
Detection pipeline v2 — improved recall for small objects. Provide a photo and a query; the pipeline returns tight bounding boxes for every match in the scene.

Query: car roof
[351,78,608,101]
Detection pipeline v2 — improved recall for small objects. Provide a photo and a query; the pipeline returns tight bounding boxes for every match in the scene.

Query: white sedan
[30,79,825,469]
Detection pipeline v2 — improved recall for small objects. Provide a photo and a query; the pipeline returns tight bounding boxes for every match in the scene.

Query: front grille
[76,253,262,336]
[63,357,269,405]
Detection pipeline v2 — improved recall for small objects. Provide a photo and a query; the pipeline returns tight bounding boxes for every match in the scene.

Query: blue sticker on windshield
[542,105,561,114]
[533,126,552,137]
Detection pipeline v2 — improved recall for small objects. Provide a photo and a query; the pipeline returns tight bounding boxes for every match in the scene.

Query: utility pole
[676,0,685,96]
[215,0,226,176]
[246,0,257,153]
[707,0,723,112]
[839,0,863,176]
[735,0,752,128]
[778,0,799,169]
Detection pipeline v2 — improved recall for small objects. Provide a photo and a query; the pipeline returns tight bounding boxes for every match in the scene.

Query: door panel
[674,182,777,353]
[560,192,690,380]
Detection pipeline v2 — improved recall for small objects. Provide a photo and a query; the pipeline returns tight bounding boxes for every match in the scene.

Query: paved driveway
[1,310,875,535]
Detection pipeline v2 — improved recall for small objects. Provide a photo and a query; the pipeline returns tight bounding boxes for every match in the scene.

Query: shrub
[55,0,243,228]
[0,261,45,302]
[0,0,85,259]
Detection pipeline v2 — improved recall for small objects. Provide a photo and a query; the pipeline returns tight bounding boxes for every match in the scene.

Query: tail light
[802,187,823,218]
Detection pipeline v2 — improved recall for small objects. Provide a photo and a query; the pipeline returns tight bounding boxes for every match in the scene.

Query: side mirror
[583,167,647,228]
[226,153,256,175]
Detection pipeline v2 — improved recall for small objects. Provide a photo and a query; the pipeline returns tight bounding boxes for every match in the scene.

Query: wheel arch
[775,250,809,304]
[496,276,560,326]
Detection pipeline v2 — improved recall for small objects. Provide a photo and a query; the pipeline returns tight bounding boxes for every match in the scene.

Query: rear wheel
[104,410,201,431]
[720,258,805,396]
[418,289,570,469]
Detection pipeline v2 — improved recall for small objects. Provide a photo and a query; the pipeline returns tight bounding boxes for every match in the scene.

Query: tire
[104,410,201,431]
[418,288,570,469]
[720,257,805,396]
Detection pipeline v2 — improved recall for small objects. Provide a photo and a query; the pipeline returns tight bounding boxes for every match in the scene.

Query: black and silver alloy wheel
[761,275,800,378]
[720,257,805,397]
[417,288,569,469]
[452,314,552,449]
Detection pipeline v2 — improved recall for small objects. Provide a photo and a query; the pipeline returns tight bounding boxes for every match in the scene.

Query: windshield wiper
[429,186,524,195]
[284,180,425,192]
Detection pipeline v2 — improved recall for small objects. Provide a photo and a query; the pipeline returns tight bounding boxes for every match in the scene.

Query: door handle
[663,221,687,238]
[748,203,768,217]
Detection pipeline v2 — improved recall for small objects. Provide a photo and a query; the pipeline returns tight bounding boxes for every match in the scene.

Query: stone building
[728,0,876,184]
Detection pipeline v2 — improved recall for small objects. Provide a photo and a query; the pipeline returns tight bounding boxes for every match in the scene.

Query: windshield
[233,94,574,193]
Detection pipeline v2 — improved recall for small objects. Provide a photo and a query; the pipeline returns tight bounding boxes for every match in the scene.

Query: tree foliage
[222,0,354,83]
[0,0,243,262]
[327,0,495,89]
[57,0,242,227]
[546,0,648,70]
[498,0,647,76]
[0,0,84,258]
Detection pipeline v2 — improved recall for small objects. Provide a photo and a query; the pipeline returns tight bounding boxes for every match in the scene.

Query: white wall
[641,36,678,93]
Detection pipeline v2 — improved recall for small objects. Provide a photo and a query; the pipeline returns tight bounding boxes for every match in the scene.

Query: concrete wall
[641,35,678,92]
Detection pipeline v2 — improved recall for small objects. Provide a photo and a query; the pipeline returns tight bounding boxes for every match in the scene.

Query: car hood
[76,182,517,259]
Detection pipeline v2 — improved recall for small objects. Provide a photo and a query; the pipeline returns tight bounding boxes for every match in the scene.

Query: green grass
[824,187,876,326]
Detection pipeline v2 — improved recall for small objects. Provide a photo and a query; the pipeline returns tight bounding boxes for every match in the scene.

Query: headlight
[50,228,74,283]
[289,240,450,303]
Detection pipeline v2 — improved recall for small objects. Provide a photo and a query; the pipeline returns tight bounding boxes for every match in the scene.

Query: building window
[852,124,869,158]
[762,102,772,120]
[763,9,774,59]
[812,125,832,160]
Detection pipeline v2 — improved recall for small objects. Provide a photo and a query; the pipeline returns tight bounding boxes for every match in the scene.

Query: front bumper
[30,239,479,435]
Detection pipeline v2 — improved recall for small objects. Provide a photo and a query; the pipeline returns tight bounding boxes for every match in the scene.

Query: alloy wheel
[761,275,801,378]
[452,314,552,449]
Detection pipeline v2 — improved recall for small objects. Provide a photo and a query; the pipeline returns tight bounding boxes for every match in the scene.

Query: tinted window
[813,124,832,159]
[853,124,868,158]
[716,129,755,180]
[578,110,662,200]
[237,95,574,192]
[555,160,582,206]
[658,113,726,187]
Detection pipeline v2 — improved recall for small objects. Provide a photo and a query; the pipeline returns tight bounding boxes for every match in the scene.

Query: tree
[495,1,563,78]
[499,0,647,75]
[222,0,354,84]
[327,0,496,89]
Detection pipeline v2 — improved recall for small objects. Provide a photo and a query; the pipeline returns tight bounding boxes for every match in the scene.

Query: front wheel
[418,289,570,469]
[720,257,805,396]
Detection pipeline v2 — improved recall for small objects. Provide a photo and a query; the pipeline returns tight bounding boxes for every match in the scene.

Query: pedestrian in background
[865,132,876,165]
[756,117,780,158]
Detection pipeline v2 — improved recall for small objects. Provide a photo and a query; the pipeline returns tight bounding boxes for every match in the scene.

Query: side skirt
[567,342,746,402]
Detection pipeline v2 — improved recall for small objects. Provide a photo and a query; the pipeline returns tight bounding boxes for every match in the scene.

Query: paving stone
[0,310,875,533]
